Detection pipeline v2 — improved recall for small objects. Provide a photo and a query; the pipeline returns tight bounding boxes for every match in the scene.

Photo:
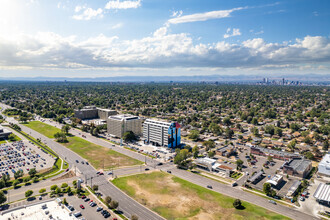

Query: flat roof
[285,158,311,172]
[287,180,301,195]
[251,146,300,158]
[195,157,216,165]
[109,114,139,121]
[144,119,172,126]
[249,170,264,182]
[314,183,330,202]
[266,174,283,186]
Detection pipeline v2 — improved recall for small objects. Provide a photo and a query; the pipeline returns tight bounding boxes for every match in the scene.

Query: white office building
[107,114,141,138]
[143,119,181,148]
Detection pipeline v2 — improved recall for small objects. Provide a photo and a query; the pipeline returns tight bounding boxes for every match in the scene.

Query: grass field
[63,136,143,170]
[24,121,61,138]
[113,172,290,220]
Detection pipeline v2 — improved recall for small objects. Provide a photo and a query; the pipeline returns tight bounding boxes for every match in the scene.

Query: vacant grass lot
[113,172,290,220]
[24,121,61,138]
[63,136,143,170]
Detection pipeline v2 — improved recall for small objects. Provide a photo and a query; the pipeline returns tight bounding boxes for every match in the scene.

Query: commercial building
[195,157,216,171]
[318,153,330,177]
[248,170,264,184]
[266,174,283,187]
[313,183,330,205]
[282,158,312,178]
[143,119,181,148]
[286,180,301,199]
[107,114,141,138]
[74,106,98,119]
[74,106,117,120]
[250,146,301,161]
[0,125,12,139]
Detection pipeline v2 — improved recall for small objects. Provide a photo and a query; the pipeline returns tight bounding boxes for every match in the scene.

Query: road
[0,103,318,220]
[0,104,164,220]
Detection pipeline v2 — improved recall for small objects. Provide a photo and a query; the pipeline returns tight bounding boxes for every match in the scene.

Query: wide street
[0,103,318,220]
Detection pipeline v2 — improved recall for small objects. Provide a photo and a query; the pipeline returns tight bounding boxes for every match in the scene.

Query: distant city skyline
[0,0,329,77]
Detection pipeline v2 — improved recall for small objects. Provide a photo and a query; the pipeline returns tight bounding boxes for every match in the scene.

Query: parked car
[145,168,150,171]
[96,207,103,212]
[167,170,172,174]
[80,205,85,209]
[207,185,213,189]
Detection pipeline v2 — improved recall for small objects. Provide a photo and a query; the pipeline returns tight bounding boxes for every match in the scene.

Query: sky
[0,0,329,78]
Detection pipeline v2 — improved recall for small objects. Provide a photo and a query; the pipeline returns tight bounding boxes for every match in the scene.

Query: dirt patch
[52,170,75,181]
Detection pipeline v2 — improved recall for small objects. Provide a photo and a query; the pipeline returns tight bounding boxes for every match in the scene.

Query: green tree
[92,185,99,191]
[105,196,112,205]
[123,131,137,142]
[323,140,329,151]
[8,134,17,141]
[51,185,58,191]
[25,190,33,198]
[188,130,199,141]
[192,146,199,158]
[225,128,234,139]
[265,125,275,135]
[61,183,68,188]
[61,125,71,134]
[223,117,231,126]
[14,169,24,179]
[54,132,68,143]
[274,127,283,137]
[0,191,6,204]
[208,151,216,158]
[263,183,271,195]
[109,200,119,209]
[28,168,37,177]
[39,188,46,194]
[236,159,243,170]
[233,199,242,209]
[13,179,20,187]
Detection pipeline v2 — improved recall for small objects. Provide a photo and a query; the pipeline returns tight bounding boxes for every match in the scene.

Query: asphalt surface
[0,103,318,220]
[0,108,164,220]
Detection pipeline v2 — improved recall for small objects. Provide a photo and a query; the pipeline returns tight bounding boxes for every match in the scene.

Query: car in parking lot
[67,205,74,211]
[76,160,79,163]
[81,161,84,164]
[96,206,103,212]
[73,212,81,217]
[81,195,86,199]
[86,161,89,165]
[80,204,85,209]
[84,198,90,202]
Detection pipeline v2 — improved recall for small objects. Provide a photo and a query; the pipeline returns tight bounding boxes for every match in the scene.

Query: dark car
[207,185,213,189]
[167,170,172,174]
[81,195,86,199]
[76,160,79,163]
[84,198,90,202]
[145,168,150,171]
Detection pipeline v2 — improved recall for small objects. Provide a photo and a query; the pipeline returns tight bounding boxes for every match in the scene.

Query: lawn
[63,136,143,170]
[24,121,61,138]
[113,171,290,220]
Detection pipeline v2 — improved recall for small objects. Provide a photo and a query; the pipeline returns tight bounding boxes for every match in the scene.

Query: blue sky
[0,0,329,77]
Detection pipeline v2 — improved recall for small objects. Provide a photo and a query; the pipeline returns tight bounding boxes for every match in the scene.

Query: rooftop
[266,174,283,186]
[109,114,140,121]
[251,146,300,158]
[318,153,330,176]
[314,183,330,202]
[285,158,311,172]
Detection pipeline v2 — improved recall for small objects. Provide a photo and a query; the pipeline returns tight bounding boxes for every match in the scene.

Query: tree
[109,200,119,209]
[304,151,314,160]
[192,146,199,158]
[54,132,68,143]
[233,199,242,209]
[251,118,258,125]
[92,185,99,192]
[13,179,20,187]
[61,125,71,134]
[51,185,58,191]
[323,140,329,151]
[105,196,112,205]
[263,183,271,195]
[0,191,6,204]
[223,117,231,126]
[14,169,24,179]
[28,168,37,177]
[66,186,72,194]
[174,149,190,168]
[131,215,139,220]
[123,131,137,142]
[8,134,16,141]
[55,187,62,194]
[25,190,33,198]
[63,198,68,205]
[265,125,275,135]
[61,183,68,188]
[208,151,215,158]
[188,130,199,141]
[39,188,46,194]
[274,127,283,137]
[267,156,273,161]
[225,128,234,139]
[73,180,77,187]
[0,180,5,189]
[203,140,215,151]
[236,159,243,170]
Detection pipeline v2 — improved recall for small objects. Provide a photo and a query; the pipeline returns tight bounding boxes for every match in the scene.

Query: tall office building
[143,119,181,148]
[107,114,142,138]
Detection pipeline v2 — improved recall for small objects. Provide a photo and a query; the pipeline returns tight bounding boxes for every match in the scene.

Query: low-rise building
[286,180,301,199]
[313,183,330,205]
[318,153,330,177]
[266,174,283,187]
[248,170,264,184]
[195,157,216,171]
[250,146,301,161]
[74,106,117,120]
[0,125,12,139]
[282,158,312,178]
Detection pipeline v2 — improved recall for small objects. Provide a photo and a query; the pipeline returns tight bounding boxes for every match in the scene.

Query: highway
[0,103,318,220]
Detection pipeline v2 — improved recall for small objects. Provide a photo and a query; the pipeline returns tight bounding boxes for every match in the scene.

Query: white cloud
[171,10,183,17]
[73,7,103,20]
[223,28,241,38]
[0,29,329,71]
[111,23,123,29]
[168,7,245,24]
[105,0,141,10]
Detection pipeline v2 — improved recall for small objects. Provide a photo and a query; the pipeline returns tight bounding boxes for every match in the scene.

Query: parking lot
[0,140,55,178]
[66,195,116,220]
